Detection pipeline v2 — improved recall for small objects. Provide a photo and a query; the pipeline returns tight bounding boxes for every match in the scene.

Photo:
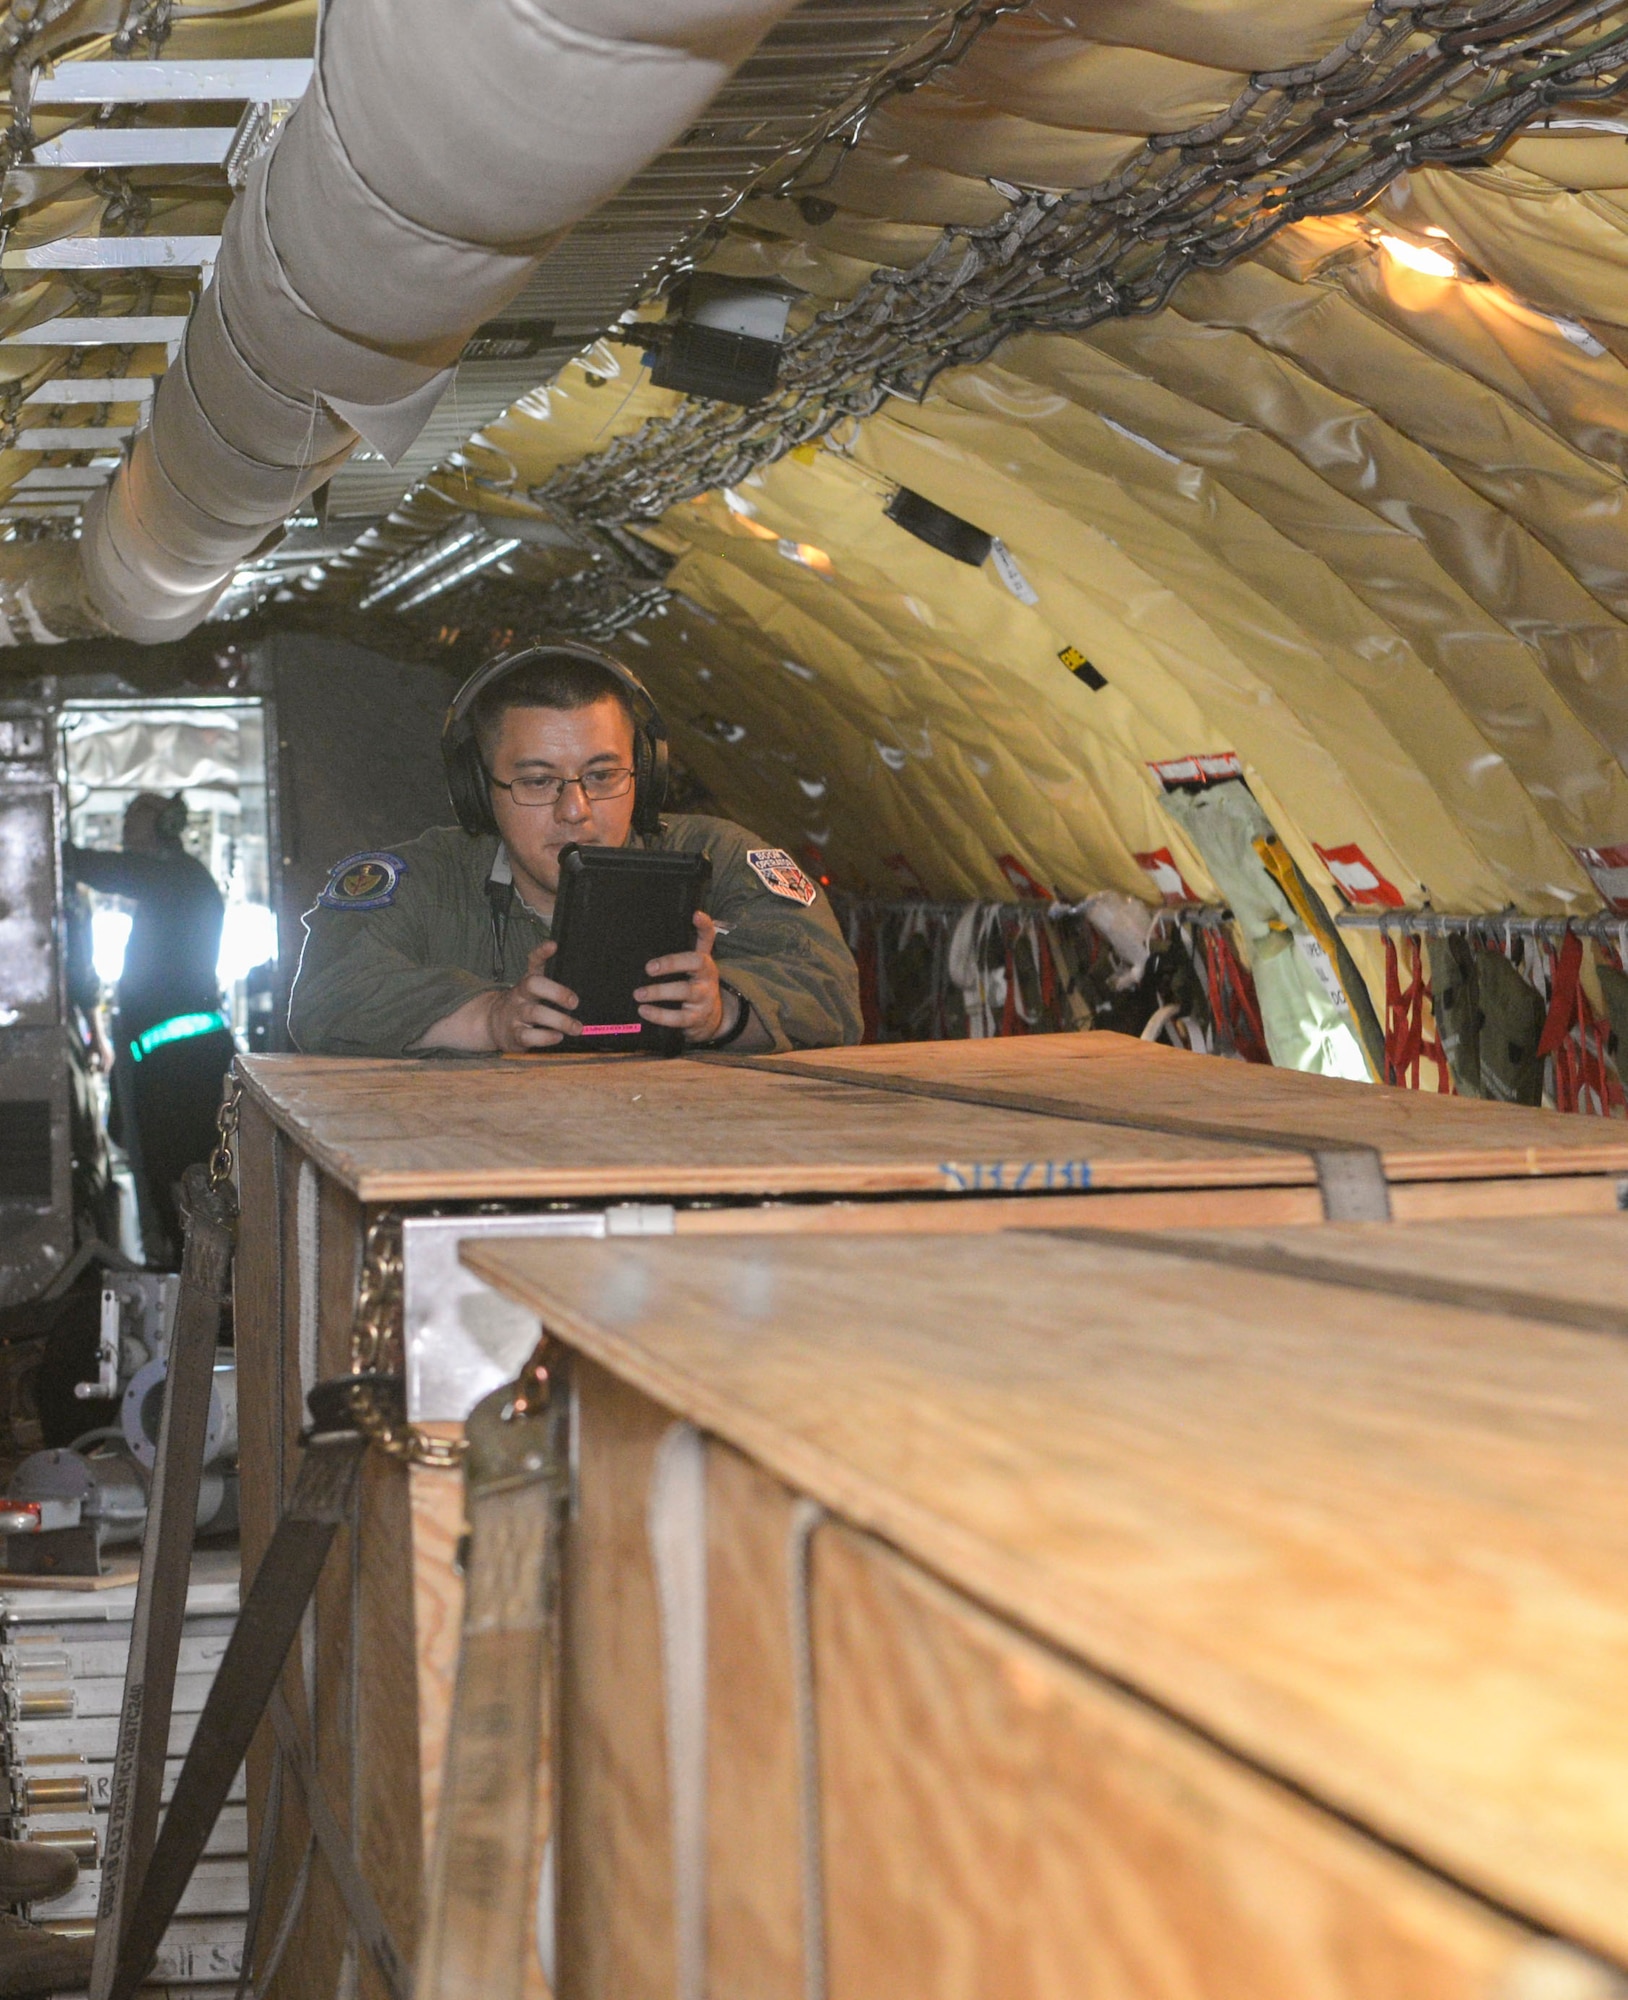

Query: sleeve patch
[319,851,406,910]
[747,848,817,906]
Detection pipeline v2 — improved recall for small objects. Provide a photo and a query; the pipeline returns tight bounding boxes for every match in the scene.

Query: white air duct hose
[78,0,797,643]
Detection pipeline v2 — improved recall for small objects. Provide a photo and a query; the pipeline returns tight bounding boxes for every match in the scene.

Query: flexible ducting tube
[77,0,798,642]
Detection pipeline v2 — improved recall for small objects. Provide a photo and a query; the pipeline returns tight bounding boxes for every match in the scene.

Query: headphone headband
[442,638,669,840]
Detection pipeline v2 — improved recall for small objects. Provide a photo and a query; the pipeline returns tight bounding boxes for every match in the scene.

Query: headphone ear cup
[631,724,668,837]
[647,733,669,820]
[444,733,497,835]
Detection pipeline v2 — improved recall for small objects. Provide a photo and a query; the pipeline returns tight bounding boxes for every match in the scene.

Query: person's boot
[0,1912,93,1996]
[0,1840,76,1906]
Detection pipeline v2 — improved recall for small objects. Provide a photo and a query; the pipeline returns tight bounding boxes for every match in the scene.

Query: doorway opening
[59,697,278,1051]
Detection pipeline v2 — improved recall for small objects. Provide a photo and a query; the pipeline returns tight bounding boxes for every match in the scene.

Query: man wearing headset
[288,641,862,1056]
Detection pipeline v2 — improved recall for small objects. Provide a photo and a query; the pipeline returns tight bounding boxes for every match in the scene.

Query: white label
[1296,931,1347,1009]
[990,539,1039,605]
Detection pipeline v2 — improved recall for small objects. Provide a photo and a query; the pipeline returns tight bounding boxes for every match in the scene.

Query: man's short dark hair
[470,656,636,760]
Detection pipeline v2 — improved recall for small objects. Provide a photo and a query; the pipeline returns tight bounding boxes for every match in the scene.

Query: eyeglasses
[487,765,635,807]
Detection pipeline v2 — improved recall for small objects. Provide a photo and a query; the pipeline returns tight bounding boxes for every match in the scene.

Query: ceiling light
[1376,233,1459,279]
[29,129,236,169]
[777,540,831,574]
[31,58,313,103]
[648,276,795,406]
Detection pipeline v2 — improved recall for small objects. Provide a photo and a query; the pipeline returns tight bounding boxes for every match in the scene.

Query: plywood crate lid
[235,1053,1320,1202]
[756,1032,1628,1182]
[1082,1212,1628,1333]
[463,1225,1628,1964]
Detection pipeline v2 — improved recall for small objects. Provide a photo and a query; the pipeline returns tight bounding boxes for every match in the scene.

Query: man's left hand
[635,912,737,1044]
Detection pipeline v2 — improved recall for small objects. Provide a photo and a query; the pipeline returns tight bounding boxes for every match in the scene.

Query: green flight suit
[288,815,862,1057]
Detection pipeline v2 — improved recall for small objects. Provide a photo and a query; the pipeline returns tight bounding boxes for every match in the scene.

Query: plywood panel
[236,1052,1307,1201]
[232,1095,304,1993]
[409,1454,465,1868]
[357,1451,421,1994]
[814,1524,1569,2000]
[302,1168,369,2000]
[758,1032,1628,1181]
[669,1171,1621,1235]
[1075,1212,1628,1332]
[464,1230,1628,1963]
[558,1359,676,2000]
[706,1445,803,2000]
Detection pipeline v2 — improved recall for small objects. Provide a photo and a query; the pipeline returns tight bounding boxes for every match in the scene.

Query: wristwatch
[698,978,751,1050]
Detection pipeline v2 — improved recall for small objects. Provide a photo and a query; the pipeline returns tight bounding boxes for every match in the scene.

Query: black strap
[696,979,752,1051]
[107,1383,374,2000]
[91,1164,236,2000]
[1042,1225,1628,1339]
[702,1051,1392,1223]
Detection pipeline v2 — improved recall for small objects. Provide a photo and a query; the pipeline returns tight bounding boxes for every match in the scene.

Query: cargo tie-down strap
[708,1051,1394,1222]
[90,1164,236,2000]
[413,1339,567,2000]
[105,1378,375,2000]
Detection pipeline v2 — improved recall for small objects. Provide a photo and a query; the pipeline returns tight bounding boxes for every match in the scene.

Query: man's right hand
[483,941,582,1051]
[415,942,580,1052]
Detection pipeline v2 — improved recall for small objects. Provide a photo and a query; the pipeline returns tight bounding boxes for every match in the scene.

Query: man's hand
[416,941,582,1052]
[484,941,583,1050]
[635,911,737,1045]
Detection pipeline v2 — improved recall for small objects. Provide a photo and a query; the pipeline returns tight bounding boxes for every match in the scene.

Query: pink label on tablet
[581,1022,643,1037]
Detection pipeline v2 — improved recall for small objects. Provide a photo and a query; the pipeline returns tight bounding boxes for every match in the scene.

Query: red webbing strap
[1538,930,1584,1060]
[1540,933,1625,1116]
[1382,935,1450,1094]
[1202,924,1270,1065]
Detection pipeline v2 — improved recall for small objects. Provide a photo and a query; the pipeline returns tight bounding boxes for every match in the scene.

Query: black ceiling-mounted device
[648,275,796,406]
[885,487,994,567]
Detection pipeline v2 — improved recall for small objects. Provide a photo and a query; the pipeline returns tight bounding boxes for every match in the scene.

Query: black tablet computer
[549,844,713,1056]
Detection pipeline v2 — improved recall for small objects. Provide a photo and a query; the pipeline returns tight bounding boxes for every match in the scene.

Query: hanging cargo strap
[413,1337,568,2000]
[89,1155,237,2000]
[107,1376,374,2000]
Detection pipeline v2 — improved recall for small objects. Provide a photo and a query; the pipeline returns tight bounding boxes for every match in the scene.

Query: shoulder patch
[319,851,406,911]
[746,848,817,906]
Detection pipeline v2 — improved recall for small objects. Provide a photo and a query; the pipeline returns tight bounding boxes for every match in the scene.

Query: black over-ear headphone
[442,639,670,842]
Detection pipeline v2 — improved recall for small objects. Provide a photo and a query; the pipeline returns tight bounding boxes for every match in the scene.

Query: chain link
[347,1213,468,1469]
[208,1072,242,1196]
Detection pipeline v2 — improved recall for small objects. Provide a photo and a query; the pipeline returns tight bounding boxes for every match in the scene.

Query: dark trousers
[114,1030,235,1264]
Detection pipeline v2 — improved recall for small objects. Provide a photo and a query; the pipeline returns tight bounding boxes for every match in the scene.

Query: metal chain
[208,1073,242,1197]
[347,1213,468,1469]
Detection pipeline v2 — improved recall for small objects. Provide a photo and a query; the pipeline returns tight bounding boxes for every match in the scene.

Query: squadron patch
[319,851,405,911]
[747,848,817,906]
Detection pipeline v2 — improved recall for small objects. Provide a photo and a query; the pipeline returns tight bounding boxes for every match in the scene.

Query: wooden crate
[466,1224,1628,1998]
[233,1044,1327,2000]
[230,1044,1628,1999]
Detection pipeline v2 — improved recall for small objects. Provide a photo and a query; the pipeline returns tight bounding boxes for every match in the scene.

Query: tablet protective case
[549,844,713,1055]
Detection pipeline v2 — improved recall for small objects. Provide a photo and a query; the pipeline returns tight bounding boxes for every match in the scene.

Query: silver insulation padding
[79,0,797,642]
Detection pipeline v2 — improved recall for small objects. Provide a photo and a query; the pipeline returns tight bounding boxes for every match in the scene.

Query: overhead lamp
[395,535,521,612]
[1375,232,1463,279]
[356,521,484,610]
[884,487,993,567]
[647,276,795,406]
